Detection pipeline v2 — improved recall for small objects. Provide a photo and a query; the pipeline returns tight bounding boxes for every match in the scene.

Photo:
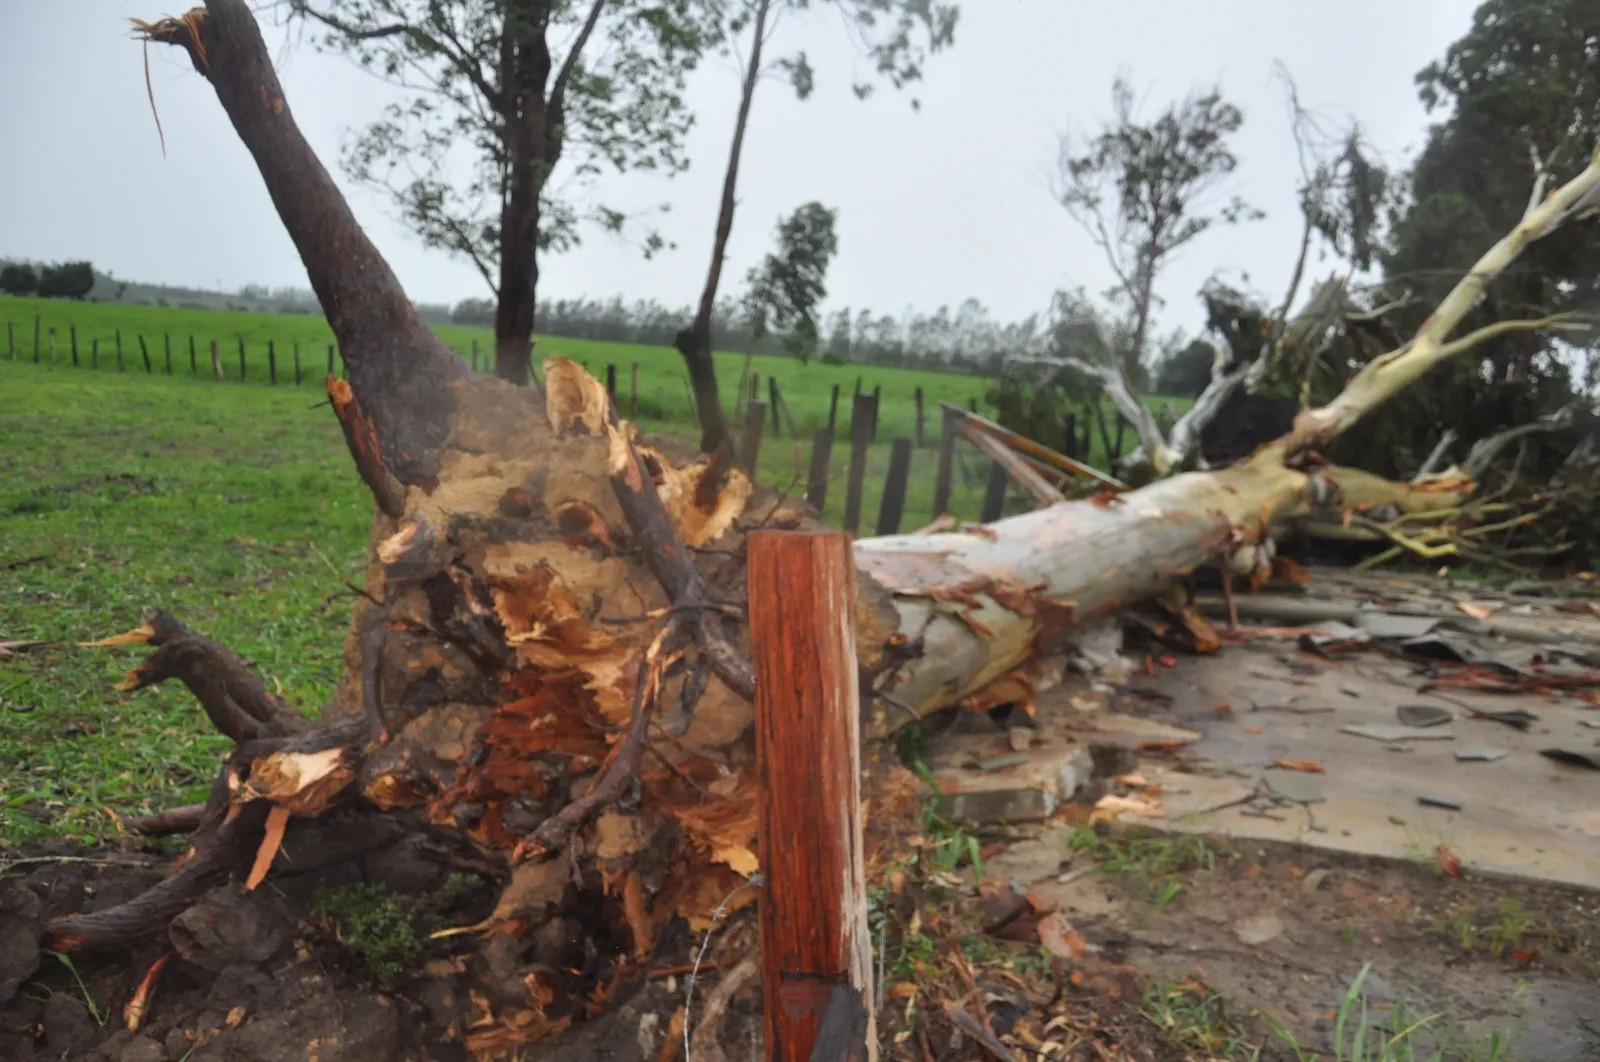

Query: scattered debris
[1341,724,1456,743]
[1539,749,1600,771]
[1462,707,1538,731]
[1396,704,1452,728]
[1232,912,1285,946]
[1418,795,1464,810]
[1454,746,1509,763]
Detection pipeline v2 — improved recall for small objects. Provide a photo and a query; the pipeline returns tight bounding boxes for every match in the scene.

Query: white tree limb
[1287,147,1600,449]
[1458,404,1578,479]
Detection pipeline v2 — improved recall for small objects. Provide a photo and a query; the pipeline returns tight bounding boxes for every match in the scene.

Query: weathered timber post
[913,387,925,447]
[210,339,222,380]
[32,315,40,361]
[91,337,100,369]
[931,405,961,519]
[842,392,876,535]
[747,531,874,1062]
[138,335,152,373]
[980,459,1009,522]
[805,429,834,513]
[768,376,781,437]
[267,339,277,384]
[238,337,247,380]
[188,335,197,376]
[69,325,78,366]
[876,437,913,536]
[605,363,618,405]
[827,384,841,433]
[870,385,882,442]
[741,401,768,476]
[116,329,125,371]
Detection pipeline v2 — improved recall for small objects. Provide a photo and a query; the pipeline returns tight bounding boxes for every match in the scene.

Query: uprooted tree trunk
[51,3,1600,1056]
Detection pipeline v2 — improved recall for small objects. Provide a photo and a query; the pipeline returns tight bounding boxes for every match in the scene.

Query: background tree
[742,201,839,360]
[0,263,38,296]
[1052,77,1262,387]
[1152,336,1217,396]
[289,0,716,385]
[1356,0,1600,480]
[674,0,957,454]
[35,261,95,300]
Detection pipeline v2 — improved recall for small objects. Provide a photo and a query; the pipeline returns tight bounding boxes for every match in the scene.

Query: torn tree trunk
[68,6,1600,1057]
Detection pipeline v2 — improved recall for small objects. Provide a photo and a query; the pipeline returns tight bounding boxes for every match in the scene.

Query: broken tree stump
[748,530,874,1062]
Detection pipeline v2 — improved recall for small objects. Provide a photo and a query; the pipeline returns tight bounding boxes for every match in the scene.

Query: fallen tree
[25,2,1600,1056]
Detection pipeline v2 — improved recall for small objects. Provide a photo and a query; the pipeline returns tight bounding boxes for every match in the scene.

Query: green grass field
[0,293,998,444]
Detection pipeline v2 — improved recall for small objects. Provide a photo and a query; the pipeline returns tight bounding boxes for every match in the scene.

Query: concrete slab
[1064,638,1600,890]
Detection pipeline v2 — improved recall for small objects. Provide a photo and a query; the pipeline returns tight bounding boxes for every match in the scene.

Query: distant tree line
[0,261,95,300]
[450,293,1060,377]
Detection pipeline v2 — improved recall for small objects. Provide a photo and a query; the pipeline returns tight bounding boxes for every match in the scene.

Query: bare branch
[290,1,503,112]
[551,0,606,115]
[1459,405,1578,479]
[1417,429,1458,477]
[1432,313,1593,360]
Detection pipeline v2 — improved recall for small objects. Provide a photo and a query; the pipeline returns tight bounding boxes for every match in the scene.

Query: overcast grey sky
[1,1,1481,342]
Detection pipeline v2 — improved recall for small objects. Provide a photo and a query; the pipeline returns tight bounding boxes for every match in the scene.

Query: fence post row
[189,335,198,376]
[211,339,222,380]
[32,315,41,361]
[138,335,152,373]
[875,437,913,537]
[740,401,767,475]
[238,337,247,381]
[747,530,873,1062]
[931,405,961,519]
[164,333,173,375]
[827,384,841,434]
[91,337,99,369]
[70,325,78,367]
[841,392,876,535]
[115,329,124,371]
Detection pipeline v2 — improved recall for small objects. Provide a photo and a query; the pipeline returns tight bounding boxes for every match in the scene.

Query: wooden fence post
[875,437,913,536]
[32,315,40,361]
[138,335,152,373]
[164,333,173,375]
[238,337,247,381]
[768,376,782,437]
[980,459,1009,523]
[293,342,301,385]
[47,327,56,366]
[210,339,222,380]
[630,361,639,419]
[842,392,876,535]
[189,335,198,375]
[115,329,124,371]
[747,530,874,1062]
[913,387,925,447]
[740,401,768,476]
[869,385,882,442]
[805,429,833,513]
[932,405,961,519]
[70,325,78,367]
[827,384,841,433]
[268,340,278,384]
[91,337,99,369]
[605,363,618,406]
